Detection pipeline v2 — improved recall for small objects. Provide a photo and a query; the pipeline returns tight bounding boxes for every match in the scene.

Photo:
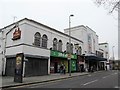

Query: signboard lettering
[50,50,77,59]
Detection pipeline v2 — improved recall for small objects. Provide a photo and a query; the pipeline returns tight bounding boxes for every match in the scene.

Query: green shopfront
[50,50,77,73]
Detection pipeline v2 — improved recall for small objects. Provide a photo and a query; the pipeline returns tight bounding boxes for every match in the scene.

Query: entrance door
[54,62,58,73]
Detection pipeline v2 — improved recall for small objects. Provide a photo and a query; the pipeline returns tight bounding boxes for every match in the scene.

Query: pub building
[0,18,108,76]
[0,18,84,76]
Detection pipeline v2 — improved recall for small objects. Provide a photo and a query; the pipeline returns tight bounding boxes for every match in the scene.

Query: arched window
[34,32,41,46]
[53,38,58,50]
[58,40,62,52]
[70,43,73,53]
[78,46,82,55]
[79,46,82,55]
[66,42,69,53]
[42,34,48,48]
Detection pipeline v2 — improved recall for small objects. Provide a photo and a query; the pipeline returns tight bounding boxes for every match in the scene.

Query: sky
[0,0,118,59]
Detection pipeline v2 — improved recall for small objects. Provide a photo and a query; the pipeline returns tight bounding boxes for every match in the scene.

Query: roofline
[86,26,96,34]
[0,18,27,30]
[0,18,83,43]
[26,18,83,43]
[64,25,87,30]
[99,42,108,45]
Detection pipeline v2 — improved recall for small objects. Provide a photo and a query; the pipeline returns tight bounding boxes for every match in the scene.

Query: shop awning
[85,55,107,61]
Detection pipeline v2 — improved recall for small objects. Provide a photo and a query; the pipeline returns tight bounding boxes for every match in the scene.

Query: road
[11,70,119,88]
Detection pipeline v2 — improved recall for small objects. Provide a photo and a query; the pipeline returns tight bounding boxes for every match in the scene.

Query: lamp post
[112,46,115,60]
[68,14,74,76]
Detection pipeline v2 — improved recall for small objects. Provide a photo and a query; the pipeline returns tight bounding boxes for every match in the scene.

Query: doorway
[54,62,58,73]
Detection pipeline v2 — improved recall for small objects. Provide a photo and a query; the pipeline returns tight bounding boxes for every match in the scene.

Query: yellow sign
[16,56,22,69]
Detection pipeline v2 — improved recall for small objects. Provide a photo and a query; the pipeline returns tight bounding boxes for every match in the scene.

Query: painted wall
[64,25,99,55]
[99,43,109,59]
[24,20,83,54]
[1,18,83,75]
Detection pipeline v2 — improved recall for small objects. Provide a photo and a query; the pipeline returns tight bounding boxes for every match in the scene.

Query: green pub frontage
[50,50,77,73]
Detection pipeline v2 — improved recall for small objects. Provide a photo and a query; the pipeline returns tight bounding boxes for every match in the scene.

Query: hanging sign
[12,27,21,40]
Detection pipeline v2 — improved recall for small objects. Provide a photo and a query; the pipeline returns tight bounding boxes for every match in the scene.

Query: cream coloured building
[0,18,83,76]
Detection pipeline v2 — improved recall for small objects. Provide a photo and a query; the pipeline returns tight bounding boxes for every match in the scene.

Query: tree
[94,0,120,13]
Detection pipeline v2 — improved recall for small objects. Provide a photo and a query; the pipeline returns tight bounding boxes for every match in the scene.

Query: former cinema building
[0,18,109,76]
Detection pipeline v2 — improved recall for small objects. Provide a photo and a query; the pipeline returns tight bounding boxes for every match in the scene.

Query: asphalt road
[12,70,119,88]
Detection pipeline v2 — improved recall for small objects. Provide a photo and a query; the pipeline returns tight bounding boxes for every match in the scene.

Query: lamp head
[70,14,74,17]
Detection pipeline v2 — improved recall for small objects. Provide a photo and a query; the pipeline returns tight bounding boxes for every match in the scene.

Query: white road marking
[88,75,92,77]
[102,76,107,79]
[114,86,120,88]
[102,74,113,79]
[83,79,98,86]
[114,73,118,75]
[102,72,118,79]
[102,75,110,79]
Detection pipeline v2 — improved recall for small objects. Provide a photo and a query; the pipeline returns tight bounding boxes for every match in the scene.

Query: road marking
[102,73,117,79]
[102,75,110,79]
[87,75,92,77]
[102,76,107,79]
[114,86,120,88]
[9,78,70,88]
[114,73,118,75]
[83,79,98,86]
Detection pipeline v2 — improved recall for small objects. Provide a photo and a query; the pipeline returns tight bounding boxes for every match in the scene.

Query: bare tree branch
[94,0,120,13]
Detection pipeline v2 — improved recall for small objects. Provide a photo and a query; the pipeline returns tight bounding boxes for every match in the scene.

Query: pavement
[1,72,89,89]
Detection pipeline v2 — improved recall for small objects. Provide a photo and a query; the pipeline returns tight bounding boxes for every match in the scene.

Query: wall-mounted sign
[12,27,21,40]
[50,50,77,59]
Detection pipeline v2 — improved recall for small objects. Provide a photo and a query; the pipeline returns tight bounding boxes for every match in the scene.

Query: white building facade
[0,18,109,76]
[99,43,109,70]
[0,18,83,76]
[64,25,108,71]
[64,25,99,55]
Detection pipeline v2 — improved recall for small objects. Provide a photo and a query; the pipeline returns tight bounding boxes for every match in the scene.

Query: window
[34,32,41,47]
[58,40,62,52]
[53,38,58,50]
[66,42,73,53]
[76,46,82,55]
[105,45,107,48]
[70,43,73,53]
[42,34,48,48]
[66,42,69,53]
[78,46,82,55]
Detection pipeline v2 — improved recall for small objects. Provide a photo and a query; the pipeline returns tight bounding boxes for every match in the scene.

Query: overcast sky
[0,0,118,59]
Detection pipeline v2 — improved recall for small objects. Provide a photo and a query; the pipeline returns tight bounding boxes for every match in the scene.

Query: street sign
[67,54,71,60]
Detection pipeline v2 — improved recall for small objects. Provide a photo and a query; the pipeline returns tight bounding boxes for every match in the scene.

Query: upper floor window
[66,42,69,53]
[66,42,73,53]
[42,34,48,48]
[70,43,73,54]
[34,32,41,47]
[58,40,62,52]
[78,46,82,55]
[53,38,58,50]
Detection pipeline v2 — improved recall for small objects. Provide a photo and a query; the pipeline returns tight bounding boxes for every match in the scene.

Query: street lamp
[112,46,115,60]
[68,14,74,76]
